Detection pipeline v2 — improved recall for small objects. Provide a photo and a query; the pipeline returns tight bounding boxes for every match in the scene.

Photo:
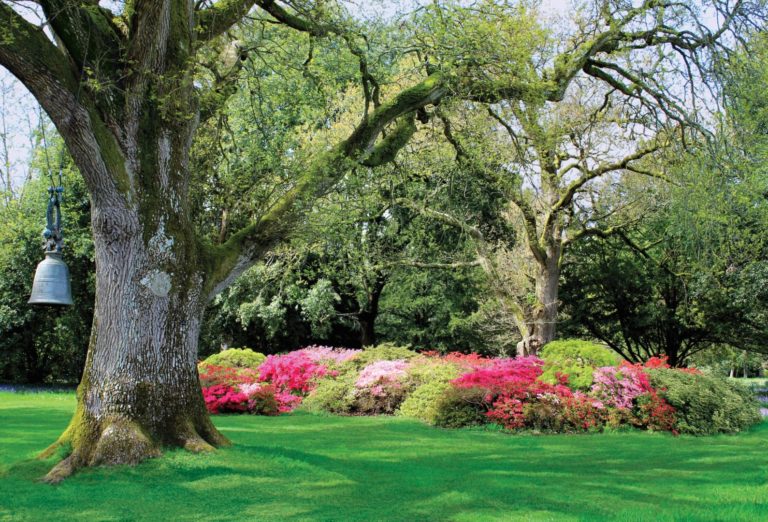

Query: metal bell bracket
[43,186,64,254]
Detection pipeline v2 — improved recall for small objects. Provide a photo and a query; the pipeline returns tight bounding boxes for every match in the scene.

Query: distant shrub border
[196,340,763,435]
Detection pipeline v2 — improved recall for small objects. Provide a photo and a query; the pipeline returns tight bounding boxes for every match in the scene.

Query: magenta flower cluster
[258,351,332,394]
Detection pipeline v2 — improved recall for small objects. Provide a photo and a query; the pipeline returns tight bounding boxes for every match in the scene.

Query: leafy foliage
[200,348,266,370]
[397,380,454,424]
[539,340,619,390]
[646,369,762,435]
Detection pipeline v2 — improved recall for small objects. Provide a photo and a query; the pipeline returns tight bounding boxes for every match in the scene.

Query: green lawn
[1,392,766,521]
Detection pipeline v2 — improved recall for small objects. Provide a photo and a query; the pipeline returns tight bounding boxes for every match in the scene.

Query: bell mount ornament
[28,183,74,306]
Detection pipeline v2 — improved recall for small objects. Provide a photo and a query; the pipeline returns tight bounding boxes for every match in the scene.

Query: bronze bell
[29,252,74,306]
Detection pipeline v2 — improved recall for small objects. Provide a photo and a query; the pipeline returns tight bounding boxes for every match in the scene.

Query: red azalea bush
[451,356,545,394]
[199,364,259,388]
[633,390,677,432]
[258,351,333,395]
[203,384,250,414]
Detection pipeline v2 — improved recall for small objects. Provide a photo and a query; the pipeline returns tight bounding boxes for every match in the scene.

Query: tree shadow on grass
[1,412,766,521]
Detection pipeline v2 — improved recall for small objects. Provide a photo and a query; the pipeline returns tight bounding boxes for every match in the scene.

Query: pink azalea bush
[591,364,653,409]
[203,384,249,414]
[354,359,412,413]
[356,359,410,390]
[451,356,545,394]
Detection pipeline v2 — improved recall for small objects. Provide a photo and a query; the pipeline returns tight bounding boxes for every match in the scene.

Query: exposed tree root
[40,413,229,484]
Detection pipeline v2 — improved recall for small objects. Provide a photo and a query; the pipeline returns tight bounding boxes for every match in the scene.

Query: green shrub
[200,348,266,369]
[646,369,762,435]
[347,343,419,370]
[397,357,461,423]
[407,357,461,386]
[398,381,454,424]
[432,386,488,429]
[539,339,619,390]
[301,373,357,414]
[355,384,412,415]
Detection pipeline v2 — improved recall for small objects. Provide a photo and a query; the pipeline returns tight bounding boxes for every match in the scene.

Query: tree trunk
[41,167,228,482]
[358,275,386,347]
[517,255,560,356]
[517,205,563,357]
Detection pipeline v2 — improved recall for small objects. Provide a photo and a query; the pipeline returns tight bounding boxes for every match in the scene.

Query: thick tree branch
[252,0,329,36]
[40,0,123,76]
[203,73,447,298]
[197,0,256,41]
[0,2,78,97]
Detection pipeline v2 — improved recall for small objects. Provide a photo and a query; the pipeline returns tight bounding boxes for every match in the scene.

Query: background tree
[394,0,761,355]
[560,35,768,366]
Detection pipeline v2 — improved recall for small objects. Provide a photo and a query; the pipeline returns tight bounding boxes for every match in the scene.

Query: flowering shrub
[591,365,652,409]
[356,359,410,390]
[452,356,544,394]
[633,390,677,432]
[485,379,575,429]
[557,394,608,431]
[199,364,259,388]
[258,351,332,395]
[297,345,361,365]
[422,351,492,369]
[639,356,701,374]
[354,359,412,414]
[203,384,250,414]
[486,394,526,429]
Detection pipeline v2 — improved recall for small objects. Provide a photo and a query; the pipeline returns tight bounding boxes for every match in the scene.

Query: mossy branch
[197,0,257,41]
[40,0,123,77]
[253,0,331,37]
[204,73,448,298]
[0,3,79,97]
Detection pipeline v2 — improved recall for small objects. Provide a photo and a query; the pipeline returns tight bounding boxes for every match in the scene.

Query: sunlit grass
[1,392,766,521]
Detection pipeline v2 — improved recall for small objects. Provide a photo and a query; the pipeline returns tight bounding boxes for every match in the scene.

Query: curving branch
[551,142,662,216]
[39,0,123,76]
[203,73,447,298]
[197,0,257,41]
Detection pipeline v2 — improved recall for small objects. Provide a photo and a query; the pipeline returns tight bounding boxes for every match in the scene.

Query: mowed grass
[0,392,766,521]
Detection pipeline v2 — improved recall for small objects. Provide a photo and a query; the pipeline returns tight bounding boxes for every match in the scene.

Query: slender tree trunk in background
[516,253,561,357]
[358,275,386,347]
[516,175,563,357]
